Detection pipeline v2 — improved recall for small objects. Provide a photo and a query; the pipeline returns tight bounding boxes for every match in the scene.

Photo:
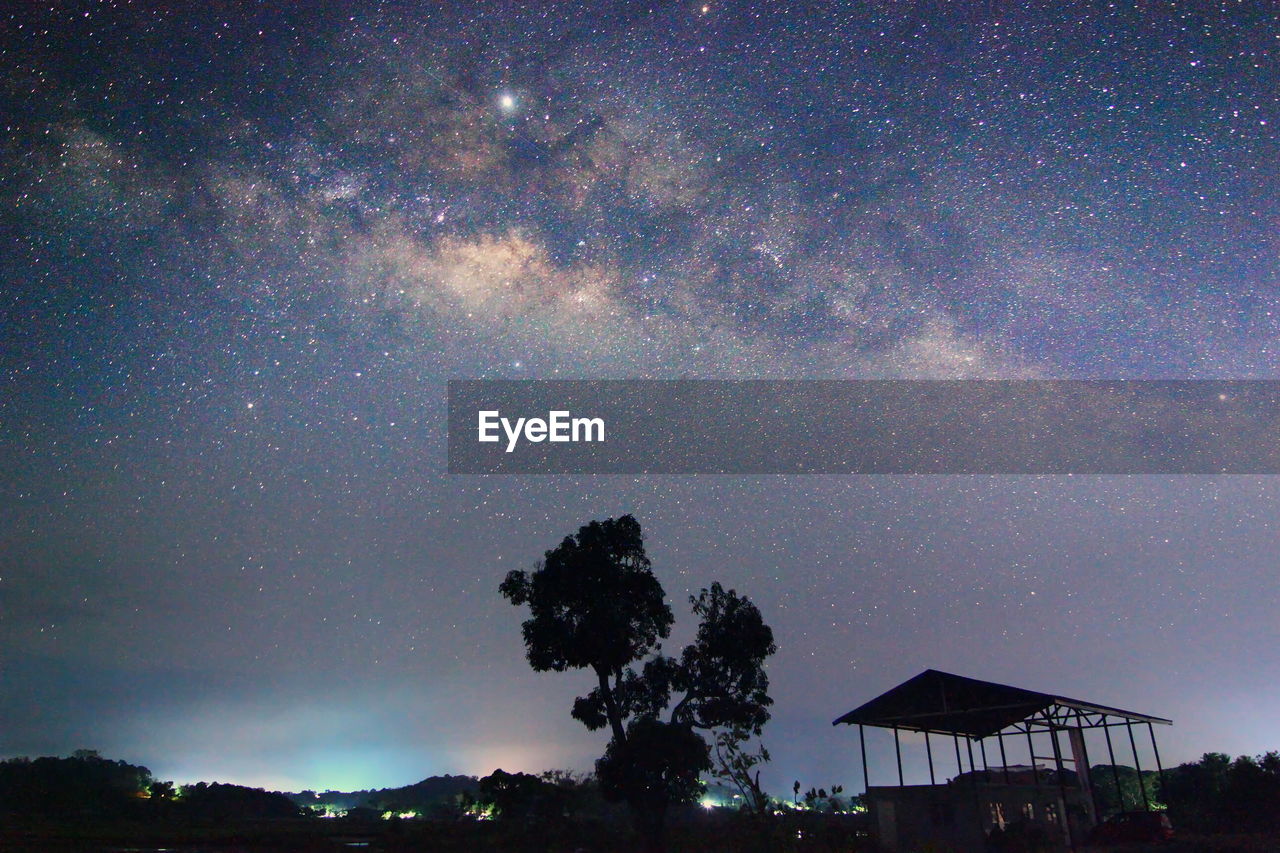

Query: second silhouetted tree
[501,514,776,850]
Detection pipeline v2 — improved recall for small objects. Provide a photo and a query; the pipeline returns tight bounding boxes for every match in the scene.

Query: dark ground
[5,820,1280,853]
[0,811,870,852]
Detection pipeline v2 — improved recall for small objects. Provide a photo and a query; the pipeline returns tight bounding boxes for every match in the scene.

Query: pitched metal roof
[832,669,1171,738]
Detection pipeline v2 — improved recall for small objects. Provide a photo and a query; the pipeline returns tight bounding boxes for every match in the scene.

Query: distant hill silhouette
[287,775,479,814]
[180,781,300,820]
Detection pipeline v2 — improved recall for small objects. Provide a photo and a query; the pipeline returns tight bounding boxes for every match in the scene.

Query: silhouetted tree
[0,752,152,818]
[501,515,672,745]
[1160,752,1231,831]
[501,515,776,850]
[801,783,846,812]
[476,767,588,825]
[1089,763,1162,814]
[710,730,770,814]
[596,717,710,841]
[1162,750,1280,833]
[671,581,776,813]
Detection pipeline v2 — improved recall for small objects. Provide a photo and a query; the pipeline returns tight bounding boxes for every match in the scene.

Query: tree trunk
[596,666,627,745]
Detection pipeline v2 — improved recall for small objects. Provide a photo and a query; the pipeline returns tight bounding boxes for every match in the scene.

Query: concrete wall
[867,781,1090,852]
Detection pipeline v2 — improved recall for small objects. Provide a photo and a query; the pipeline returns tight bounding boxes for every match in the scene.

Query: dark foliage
[1162,751,1280,833]
[670,582,776,735]
[500,514,673,684]
[0,752,296,824]
[178,781,301,820]
[596,718,711,811]
[476,768,586,822]
[0,751,151,818]
[501,515,777,849]
[1089,763,1161,815]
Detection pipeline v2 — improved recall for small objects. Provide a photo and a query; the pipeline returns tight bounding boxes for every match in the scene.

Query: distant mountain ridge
[286,774,479,813]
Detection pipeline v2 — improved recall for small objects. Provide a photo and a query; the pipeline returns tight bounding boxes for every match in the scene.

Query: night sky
[2,1,1279,794]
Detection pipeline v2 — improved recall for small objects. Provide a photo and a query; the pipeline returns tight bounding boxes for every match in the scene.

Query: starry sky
[2,0,1279,794]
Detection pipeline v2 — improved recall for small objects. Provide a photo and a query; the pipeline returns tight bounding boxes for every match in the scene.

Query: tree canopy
[501,514,776,845]
[501,516,673,737]
[1162,751,1280,833]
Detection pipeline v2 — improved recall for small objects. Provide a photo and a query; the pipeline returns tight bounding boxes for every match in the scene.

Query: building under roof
[833,670,1172,852]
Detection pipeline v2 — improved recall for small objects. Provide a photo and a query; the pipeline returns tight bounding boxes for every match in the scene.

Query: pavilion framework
[833,669,1171,851]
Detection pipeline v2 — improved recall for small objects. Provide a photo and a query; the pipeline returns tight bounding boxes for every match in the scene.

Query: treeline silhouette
[0,751,152,819]
[1077,752,1280,834]
[1163,751,1280,833]
[0,752,567,825]
[177,782,300,821]
[5,748,1280,841]
[0,751,297,822]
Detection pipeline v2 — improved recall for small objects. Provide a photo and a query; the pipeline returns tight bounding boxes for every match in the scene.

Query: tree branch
[668,689,694,726]
[597,665,627,745]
